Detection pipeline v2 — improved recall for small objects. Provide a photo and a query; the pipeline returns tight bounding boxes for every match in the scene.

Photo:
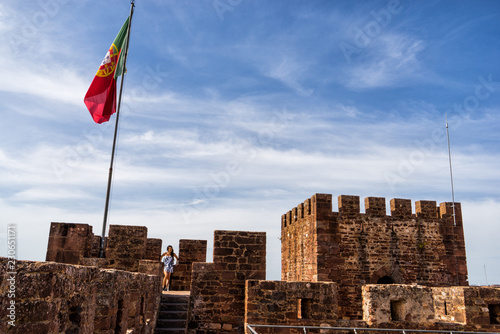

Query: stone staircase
[155,291,190,334]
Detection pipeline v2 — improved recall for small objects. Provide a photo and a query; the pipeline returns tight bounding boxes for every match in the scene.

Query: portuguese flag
[84,18,129,124]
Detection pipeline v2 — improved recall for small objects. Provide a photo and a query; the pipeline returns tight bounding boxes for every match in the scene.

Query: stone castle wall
[19,222,166,333]
[187,230,266,333]
[245,280,339,333]
[244,282,500,333]
[362,284,500,332]
[0,258,161,334]
[46,222,163,275]
[281,193,468,319]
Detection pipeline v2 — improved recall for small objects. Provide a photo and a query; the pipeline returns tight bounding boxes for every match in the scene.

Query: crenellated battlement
[6,191,494,333]
[282,193,463,228]
[45,222,163,274]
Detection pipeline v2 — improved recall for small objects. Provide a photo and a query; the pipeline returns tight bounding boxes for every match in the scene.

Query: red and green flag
[84,18,129,124]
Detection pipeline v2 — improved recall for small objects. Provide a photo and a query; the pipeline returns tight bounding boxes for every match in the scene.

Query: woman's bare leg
[166,272,172,290]
[162,271,168,289]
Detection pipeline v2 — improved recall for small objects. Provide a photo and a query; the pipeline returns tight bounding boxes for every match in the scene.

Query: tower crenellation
[282,194,465,223]
[365,196,386,217]
[415,200,438,219]
[338,194,360,216]
[390,198,413,218]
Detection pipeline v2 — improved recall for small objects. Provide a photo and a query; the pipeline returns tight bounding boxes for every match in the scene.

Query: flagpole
[99,0,135,258]
[445,113,457,227]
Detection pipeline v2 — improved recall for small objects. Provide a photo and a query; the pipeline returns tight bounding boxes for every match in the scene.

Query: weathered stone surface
[363,284,435,325]
[171,239,207,291]
[432,286,466,324]
[245,280,338,333]
[45,222,93,264]
[138,259,163,276]
[0,258,161,334]
[362,284,500,331]
[46,222,164,275]
[187,230,266,333]
[79,257,109,268]
[365,197,386,217]
[105,225,148,271]
[144,238,162,261]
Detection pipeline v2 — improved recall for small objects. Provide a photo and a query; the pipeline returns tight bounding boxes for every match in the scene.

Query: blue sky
[0,0,499,284]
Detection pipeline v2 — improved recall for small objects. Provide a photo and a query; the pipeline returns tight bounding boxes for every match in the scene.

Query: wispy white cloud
[332,103,362,118]
[344,34,426,89]
[265,56,314,96]
[0,5,96,115]
[0,58,88,109]
[12,187,94,202]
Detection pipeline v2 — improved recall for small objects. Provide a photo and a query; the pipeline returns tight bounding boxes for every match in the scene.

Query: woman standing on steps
[161,245,179,291]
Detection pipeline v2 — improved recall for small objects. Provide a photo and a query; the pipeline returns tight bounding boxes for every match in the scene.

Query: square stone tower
[281,193,468,319]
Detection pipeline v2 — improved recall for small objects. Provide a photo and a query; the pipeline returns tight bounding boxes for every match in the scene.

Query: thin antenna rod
[99,1,135,258]
[484,264,488,285]
[446,113,457,227]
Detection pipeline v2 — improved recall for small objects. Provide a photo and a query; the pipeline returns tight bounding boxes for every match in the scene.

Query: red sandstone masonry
[462,286,500,326]
[0,258,161,334]
[105,225,148,272]
[281,193,469,320]
[138,259,164,276]
[90,234,102,258]
[45,223,164,274]
[416,200,438,219]
[365,197,386,217]
[390,198,412,218]
[362,284,500,331]
[339,195,360,216]
[144,238,163,261]
[439,202,468,286]
[171,239,207,291]
[45,222,93,264]
[14,223,164,333]
[245,280,339,334]
[282,194,335,282]
[187,230,266,333]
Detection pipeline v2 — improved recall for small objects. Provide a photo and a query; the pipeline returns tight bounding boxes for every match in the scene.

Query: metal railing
[246,324,500,334]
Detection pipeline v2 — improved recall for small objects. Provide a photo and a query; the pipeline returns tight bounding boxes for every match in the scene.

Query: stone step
[160,294,190,303]
[156,318,186,328]
[154,328,185,334]
[159,302,189,312]
[155,291,190,333]
[158,310,188,320]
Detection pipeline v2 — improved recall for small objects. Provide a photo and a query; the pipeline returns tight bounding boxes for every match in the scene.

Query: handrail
[247,325,259,334]
[246,324,500,334]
